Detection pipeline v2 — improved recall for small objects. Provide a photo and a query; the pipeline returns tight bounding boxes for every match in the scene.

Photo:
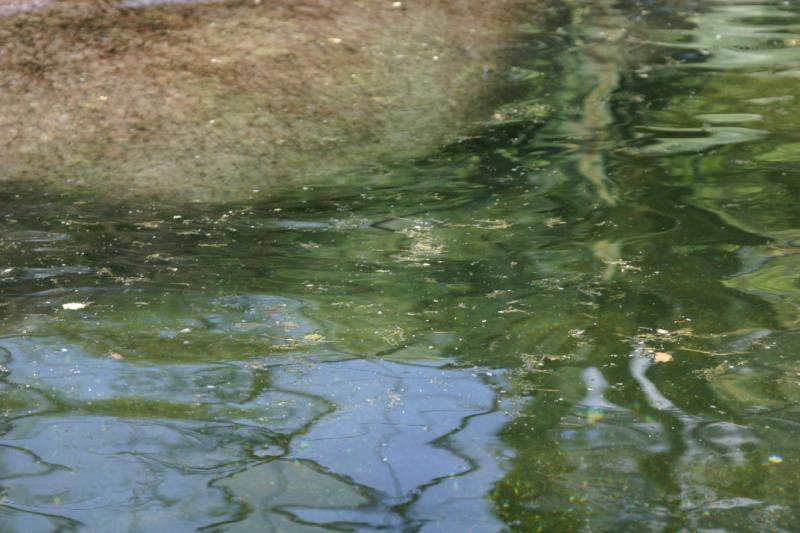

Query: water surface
[2,0,800,531]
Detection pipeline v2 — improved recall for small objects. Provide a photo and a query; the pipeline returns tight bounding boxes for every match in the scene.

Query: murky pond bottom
[2,0,800,531]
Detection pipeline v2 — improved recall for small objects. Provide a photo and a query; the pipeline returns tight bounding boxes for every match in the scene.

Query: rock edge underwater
[0,0,537,201]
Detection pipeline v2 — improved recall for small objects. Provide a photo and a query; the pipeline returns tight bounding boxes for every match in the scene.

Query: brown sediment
[0,0,537,201]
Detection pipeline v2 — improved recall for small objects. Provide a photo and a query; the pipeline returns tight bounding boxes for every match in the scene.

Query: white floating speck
[62,302,90,310]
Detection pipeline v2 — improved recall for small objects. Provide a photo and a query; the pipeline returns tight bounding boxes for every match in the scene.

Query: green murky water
[2,0,800,530]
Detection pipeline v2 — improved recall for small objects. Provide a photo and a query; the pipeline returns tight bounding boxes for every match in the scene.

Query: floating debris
[654,351,674,364]
[544,216,566,228]
[62,302,90,310]
[303,333,326,344]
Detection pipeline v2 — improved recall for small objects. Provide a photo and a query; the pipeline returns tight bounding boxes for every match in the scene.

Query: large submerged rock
[0,0,535,201]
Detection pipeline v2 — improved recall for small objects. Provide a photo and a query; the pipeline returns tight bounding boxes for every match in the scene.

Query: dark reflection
[1,0,800,531]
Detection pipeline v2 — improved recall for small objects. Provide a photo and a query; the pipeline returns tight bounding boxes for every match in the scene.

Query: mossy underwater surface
[2,0,800,531]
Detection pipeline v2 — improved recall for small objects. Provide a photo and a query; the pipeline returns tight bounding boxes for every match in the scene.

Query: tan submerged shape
[0,0,537,201]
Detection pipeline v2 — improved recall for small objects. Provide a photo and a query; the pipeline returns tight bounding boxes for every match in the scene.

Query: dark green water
[2,0,800,531]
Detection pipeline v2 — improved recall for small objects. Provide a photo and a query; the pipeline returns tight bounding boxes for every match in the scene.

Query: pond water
[2,0,800,531]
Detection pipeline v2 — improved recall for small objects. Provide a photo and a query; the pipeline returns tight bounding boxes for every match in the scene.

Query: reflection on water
[1,342,511,530]
[2,0,800,530]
